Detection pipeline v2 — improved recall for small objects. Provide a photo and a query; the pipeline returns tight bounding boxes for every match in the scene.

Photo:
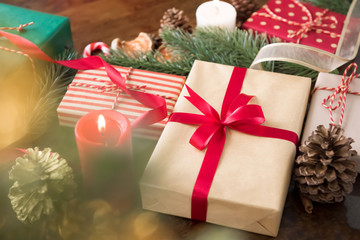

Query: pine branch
[301,0,352,14]
[25,49,78,141]
[162,27,273,69]
[106,27,319,80]
[106,50,193,76]
[162,27,319,78]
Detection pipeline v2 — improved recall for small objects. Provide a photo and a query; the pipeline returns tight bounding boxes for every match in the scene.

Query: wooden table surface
[1,0,360,239]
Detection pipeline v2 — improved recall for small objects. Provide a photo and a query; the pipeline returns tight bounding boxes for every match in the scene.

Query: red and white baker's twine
[252,0,340,43]
[0,22,34,32]
[313,63,360,126]
[0,22,36,77]
[83,42,110,58]
[70,67,177,109]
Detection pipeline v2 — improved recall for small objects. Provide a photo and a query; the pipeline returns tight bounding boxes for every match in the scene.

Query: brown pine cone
[159,8,192,34]
[231,0,261,26]
[294,124,358,203]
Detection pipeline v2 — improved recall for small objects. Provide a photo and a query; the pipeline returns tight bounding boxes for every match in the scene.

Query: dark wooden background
[2,0,207,52]
[2,0,360,239]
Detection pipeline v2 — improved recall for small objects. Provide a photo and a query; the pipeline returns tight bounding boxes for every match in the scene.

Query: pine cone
[149,33,162,50]
[231,0,260,25]
[159,8,192,34]
[8,147,76,223]
[294,124,358,203]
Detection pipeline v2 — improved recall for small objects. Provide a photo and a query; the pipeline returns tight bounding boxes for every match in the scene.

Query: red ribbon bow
[0,29,167,129]
[169,67,298,221]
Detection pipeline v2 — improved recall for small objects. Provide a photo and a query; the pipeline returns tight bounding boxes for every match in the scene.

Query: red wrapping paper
[242,0,345,53]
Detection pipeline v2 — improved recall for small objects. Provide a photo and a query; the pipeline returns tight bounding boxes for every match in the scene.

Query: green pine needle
[301,0,352,15]
[107,50,193,76]
[26,49,78,141]
[106,27,319,80]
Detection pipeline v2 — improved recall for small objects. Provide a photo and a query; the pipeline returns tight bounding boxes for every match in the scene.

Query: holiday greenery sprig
[25,50,78,141]
[301,0,352,15]
[107,27,320,80]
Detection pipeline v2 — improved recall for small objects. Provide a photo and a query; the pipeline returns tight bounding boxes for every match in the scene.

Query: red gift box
[57,66,186,140]
[242,0,345,53]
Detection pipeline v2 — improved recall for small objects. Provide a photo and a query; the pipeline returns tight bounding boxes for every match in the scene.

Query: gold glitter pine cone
[294,124,358,203]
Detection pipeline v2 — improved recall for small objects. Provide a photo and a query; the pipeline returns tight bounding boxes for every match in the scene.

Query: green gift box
[0,3,73,79]
[0,4,73,149]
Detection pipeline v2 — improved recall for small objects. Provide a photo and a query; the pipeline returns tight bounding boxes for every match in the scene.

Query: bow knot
[169,67,298,222]
[181,85,265,151]
[339,85,349,93]
[0,22,34,32]
[287,9,331,43]
[322,63,360,126]
[257,0,340,44]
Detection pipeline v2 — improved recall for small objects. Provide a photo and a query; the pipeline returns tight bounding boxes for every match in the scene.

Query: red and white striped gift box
[57,65,186,140]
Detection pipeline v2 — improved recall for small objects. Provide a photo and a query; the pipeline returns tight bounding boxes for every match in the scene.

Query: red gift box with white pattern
[242,0,345,53]
[57,66,186,140]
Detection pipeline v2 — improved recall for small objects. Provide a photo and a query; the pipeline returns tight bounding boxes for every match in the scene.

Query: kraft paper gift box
[302,72,360,169]
[0,4,73,149]
[140,60,311,237]
[57,66,186,140]
[242,0,345,53]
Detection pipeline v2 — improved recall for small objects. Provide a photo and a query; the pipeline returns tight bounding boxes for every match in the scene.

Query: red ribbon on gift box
[252,0,341,43]
[0,28,168,129]
[169,67,299,221]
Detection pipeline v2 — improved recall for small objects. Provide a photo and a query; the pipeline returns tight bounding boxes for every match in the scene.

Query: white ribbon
[250,0,360,73]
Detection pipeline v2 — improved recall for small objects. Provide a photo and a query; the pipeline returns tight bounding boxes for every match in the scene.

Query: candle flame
[98,114,106,135]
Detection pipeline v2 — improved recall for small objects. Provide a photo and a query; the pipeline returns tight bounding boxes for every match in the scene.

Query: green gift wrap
[0,4,73,149]
[0,3,73,78]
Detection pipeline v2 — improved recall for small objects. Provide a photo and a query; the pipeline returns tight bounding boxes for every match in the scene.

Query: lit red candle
[75,110,134,209]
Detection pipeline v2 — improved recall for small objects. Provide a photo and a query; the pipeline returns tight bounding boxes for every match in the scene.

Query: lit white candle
[196,0,237,29]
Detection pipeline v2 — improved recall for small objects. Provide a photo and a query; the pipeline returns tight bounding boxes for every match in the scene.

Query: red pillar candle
[75,110,134,209]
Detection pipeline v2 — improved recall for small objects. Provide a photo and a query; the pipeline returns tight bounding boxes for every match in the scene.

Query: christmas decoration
[83,42,110,57]
[8,147,76,224]
[24,49,77,143]
[140,60,311,237]
[242,0,346,53]
[150,7,193,51]
[156,44,177,62]
[196,1,237,29]
[294,124,358,205]
[150,33,163,50]
[0,3,73,64]
[296,63,360,213]
[110,32,153,57]
[106,27,320,79]
[57,65,186,140]
[0,4,73,150]
[159,7,192,34]
[231,0,260,26]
